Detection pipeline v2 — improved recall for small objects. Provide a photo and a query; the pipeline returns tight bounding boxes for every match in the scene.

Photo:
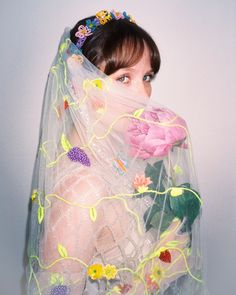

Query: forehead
[130,44,152,69]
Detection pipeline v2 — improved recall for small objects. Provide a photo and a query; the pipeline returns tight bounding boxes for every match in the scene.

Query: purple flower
[67,147,91,166]
[76,37,86,49]
[50,285,70,295]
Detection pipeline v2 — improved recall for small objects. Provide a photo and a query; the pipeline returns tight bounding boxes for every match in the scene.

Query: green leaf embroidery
[169,183,201,232]
[89,207,97,222]
[61,133,72,152]
[143,204,174,232]
[133,108,144,118]
[166,240,180,247]
[145,161,167,196]
[37,206,44,224]
[50,273,64,285]
[58,244,68,258]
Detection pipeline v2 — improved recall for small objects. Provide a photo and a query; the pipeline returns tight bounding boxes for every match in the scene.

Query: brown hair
[70,17,161,75]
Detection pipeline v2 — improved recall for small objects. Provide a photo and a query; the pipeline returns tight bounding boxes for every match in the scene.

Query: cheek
[145,83,152,97]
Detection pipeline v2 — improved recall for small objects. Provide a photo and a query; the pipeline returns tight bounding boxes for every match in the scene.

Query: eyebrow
[115,68,154,73]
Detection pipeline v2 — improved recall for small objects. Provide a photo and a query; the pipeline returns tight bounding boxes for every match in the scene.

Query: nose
[134,81,151,98]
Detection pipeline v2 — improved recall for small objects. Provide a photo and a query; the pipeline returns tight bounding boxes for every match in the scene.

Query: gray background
[1,0,235,294]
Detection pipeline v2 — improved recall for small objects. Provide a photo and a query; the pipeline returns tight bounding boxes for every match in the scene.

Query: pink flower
[75,25,92,39]
[126,108,187,159]
[145,273,159,291]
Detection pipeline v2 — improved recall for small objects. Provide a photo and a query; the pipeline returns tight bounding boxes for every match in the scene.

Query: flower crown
[75,10,135,49]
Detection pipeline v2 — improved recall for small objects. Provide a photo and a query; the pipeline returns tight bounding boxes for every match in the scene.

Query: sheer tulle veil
[26,27,207,295]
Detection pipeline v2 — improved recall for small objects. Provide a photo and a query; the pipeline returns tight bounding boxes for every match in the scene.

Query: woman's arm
[38,170,106,294]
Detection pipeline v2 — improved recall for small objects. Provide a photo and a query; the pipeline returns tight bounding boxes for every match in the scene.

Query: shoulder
[53,166,107,205]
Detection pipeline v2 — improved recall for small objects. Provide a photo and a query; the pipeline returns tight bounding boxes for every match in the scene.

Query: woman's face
[101,45,154,98]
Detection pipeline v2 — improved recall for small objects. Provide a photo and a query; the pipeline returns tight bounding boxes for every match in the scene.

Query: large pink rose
[126,108,187,159]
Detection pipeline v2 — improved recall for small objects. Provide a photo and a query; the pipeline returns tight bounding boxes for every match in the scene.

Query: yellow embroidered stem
[28,266,42,295]
[163,247,203,283]
[45,193,143,234]
[30,255,88,269]
[46,151,68,168]
[50,66,61,118]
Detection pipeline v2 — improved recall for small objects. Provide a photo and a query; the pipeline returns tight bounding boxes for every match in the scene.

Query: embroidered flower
[150,266,164,283]
[117,283,132,294]
[71,54,83,64]
[104,264,118,280]
[110,10,125,20]
[87,264,104,280]
[95,10,112,25]
[85,19,99,31]
[133,174,152,193]
[145,273,159,291]
[50,285,70,295]
[76,37,86,49]
[75,25,92,39]
[126,108,187,159]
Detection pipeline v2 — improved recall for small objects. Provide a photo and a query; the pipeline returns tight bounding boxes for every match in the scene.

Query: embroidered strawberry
[159,249,171,263]
[64,100,69,110]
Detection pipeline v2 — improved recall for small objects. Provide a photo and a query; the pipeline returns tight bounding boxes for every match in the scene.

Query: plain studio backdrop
[0,1,235,294]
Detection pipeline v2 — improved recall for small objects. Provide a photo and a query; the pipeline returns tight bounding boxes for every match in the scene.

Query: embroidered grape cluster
[61,134,91,166]
[50,285,70,295]
[67,146,91,166]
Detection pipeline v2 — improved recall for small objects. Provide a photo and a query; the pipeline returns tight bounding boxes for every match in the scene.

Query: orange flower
[133,174,152,193]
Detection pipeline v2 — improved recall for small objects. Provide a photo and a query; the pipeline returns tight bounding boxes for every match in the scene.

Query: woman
[26,10,205,294]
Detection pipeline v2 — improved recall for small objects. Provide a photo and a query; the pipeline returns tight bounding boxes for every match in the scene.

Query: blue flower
[85,19,99,31]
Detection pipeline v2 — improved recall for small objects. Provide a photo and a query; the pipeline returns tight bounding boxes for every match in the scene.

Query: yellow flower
[104,264,118,280]
[96,10,112,24]
[170,187,184,197]
[150,266,164,283]
[87,264,104,280]
[137,185,149,193]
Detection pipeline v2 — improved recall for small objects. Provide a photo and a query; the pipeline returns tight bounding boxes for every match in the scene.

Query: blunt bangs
[71,18,161,75]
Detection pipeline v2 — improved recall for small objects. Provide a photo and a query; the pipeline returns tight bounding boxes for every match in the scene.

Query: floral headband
[75,10,135,49]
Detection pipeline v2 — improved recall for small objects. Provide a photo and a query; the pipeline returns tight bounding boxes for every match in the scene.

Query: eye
[116,75,130,84]
[143,73,155,82]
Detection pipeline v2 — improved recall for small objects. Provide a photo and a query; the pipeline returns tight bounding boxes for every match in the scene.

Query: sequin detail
[67,147,91,166]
